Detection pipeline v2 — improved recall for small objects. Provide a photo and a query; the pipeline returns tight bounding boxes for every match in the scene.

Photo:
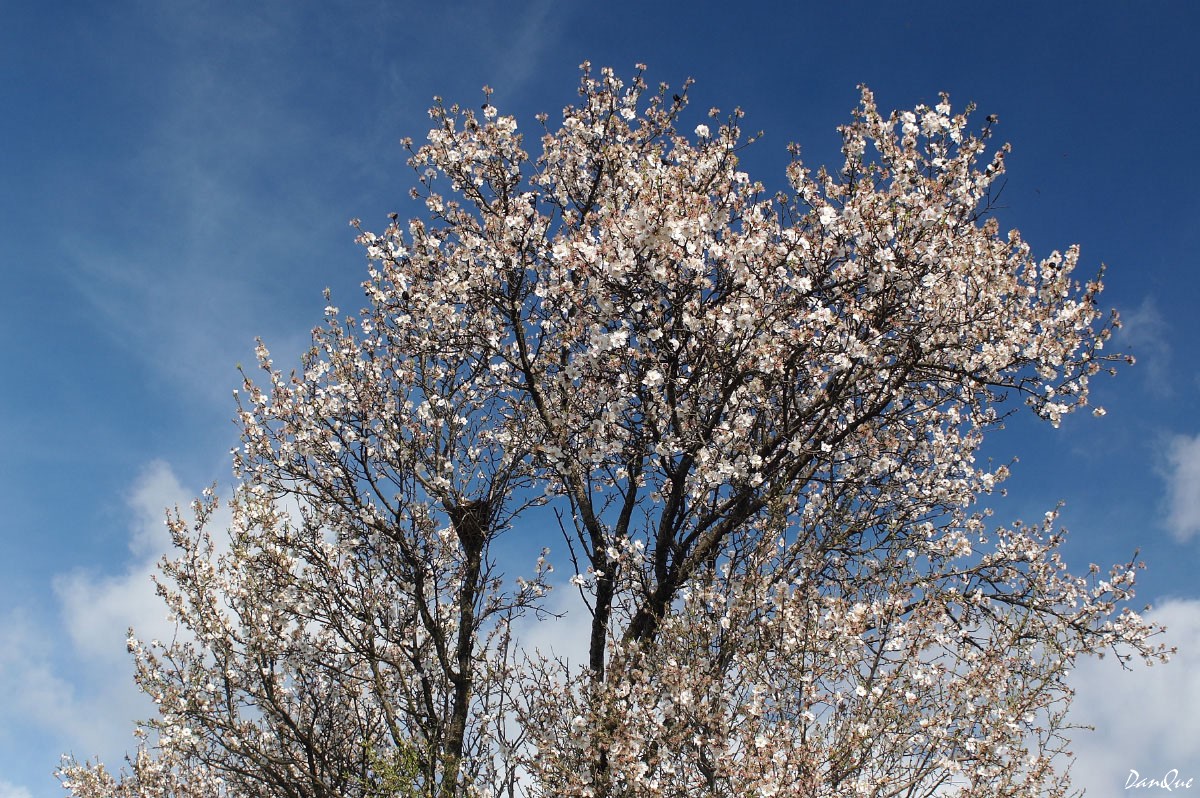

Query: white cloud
[1068,598,1200,795]
[512,580,593,669]
[53,461,189,669]
[0,602,148,793]
[0,779,34,798]
[0,461,223,789]
[21,459,1196,797]
[1163,434,1200,542]
[0,609,88,762]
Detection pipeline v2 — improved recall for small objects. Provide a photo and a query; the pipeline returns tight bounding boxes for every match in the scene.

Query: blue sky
[2,2,1199,795]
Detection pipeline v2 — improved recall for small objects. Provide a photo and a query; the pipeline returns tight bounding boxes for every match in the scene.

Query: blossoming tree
[59,64,1169,798]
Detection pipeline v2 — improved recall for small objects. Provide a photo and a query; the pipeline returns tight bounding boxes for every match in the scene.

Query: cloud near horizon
[1068,598,1200,795]
[0,780,34,798]
[6,462,1198,798]
[0,460,213,794]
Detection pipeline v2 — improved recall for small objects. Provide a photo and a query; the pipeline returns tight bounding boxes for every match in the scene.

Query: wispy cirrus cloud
[1162,434,1200,542]
[53,0,567,419]
[1117,296,1173,397]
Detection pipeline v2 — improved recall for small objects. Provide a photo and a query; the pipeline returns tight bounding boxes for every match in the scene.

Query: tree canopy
[60,64,1169,798]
